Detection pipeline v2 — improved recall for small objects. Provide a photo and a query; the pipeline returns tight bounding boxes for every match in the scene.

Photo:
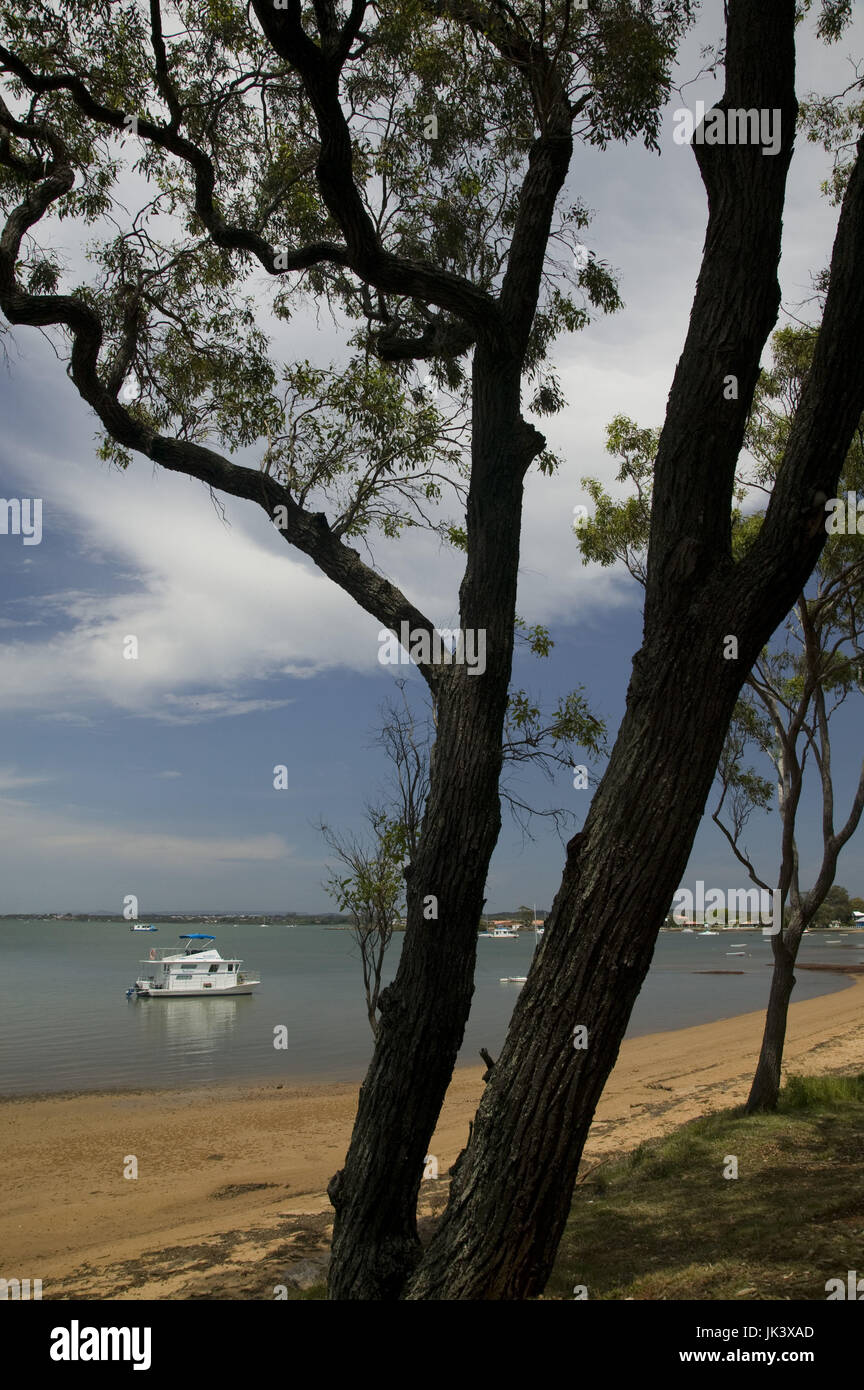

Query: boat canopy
[179,933,216,953]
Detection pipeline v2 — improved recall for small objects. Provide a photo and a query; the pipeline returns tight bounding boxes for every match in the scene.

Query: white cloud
[41,827,290,865]
[0,766,54,792]
[0,794,296,867]
[156,693,296,724]
[0,440,388,717]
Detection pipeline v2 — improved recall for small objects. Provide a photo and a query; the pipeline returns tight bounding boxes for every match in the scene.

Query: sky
[1,0,863,915]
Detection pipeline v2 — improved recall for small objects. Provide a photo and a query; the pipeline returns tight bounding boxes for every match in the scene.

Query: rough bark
[403,600,761,1298]
[326,348,545,1298]
[323,14,579,1300]
[746,931,798,1113]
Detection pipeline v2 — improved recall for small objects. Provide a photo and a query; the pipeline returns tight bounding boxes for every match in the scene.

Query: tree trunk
[746,932,797,1113]
[326,349,542,1299]
[404,612,753,1299]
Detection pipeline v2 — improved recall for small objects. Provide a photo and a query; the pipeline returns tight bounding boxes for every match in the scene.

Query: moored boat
[127,934,260,998]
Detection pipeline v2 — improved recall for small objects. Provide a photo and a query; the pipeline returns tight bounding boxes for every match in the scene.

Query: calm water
[0,921,857,1096]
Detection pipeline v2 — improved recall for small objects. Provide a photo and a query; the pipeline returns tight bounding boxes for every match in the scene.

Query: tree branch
[0,117,445,689]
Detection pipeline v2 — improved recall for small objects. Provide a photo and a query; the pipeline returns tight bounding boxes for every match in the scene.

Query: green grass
[546,1073,864,1300]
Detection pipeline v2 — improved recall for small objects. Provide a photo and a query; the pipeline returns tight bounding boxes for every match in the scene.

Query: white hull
[135,981,259,998]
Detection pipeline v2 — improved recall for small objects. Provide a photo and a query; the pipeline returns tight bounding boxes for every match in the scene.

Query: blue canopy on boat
[180,933,215,940]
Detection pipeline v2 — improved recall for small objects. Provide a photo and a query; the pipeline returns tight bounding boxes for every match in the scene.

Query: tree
[710,325,864,1110]
[334,673,602,1026]
[3,1,864,1301]
[581,326,864,1116]
[713,591,864,1111]
[374,681,432,862]
[321,809,407,1038]
[812,884,854,928]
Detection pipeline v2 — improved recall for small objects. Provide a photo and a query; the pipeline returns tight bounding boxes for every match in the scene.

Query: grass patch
[546,1072,864,1301]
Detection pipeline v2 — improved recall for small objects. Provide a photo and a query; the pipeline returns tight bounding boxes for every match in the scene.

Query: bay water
[0,921,857,1096]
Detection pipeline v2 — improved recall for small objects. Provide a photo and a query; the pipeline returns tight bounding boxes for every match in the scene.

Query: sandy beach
[4,975,864,1300]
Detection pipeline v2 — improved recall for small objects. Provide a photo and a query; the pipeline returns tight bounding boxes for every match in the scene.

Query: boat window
[209,964,219,973]
[175,973,193,981]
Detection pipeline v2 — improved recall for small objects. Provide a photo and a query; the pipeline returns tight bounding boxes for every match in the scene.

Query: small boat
[726,950,747,956]
[127,934,260,998]
[699,930,720,936]
[680,927,694,933]
[479,926,518,939]
[130,924,158,932]
[499,976,527,984]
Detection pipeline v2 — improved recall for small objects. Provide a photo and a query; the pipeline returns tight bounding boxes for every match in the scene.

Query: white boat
[479,925,519,938]
[127,934,260,998]
[130,923,158,932]
[699,930,720,936]
[500,976,527,984]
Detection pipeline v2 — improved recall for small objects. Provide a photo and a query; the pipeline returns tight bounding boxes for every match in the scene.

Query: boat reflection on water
[132,993,249,1061]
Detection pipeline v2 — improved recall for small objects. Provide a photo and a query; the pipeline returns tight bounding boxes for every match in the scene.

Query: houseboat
[127,934,260,998]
